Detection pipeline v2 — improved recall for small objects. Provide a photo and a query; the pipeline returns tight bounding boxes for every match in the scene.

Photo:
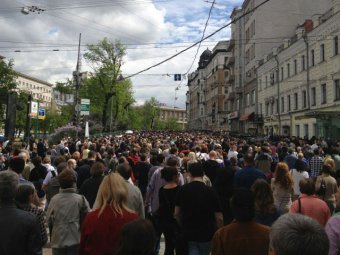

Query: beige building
[227,0,332,134]
[16,72,53,109]
[159,106,187,130]
[187,41,231,130]
[257,2,340,139]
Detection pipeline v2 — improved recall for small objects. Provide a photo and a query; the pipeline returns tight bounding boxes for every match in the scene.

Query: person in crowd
[291,159,309,199]
[202,150,222,187]
[269,213,329,255]
[175,162,223,255]
[283,147,297,170]
[29,156,48,204]
[158,166,181,255]
[15,184,48,247]
[315,163,338,212]
[79,161,105,208]
[271,162,293,214]
[116,219,156,255]
[116,163,145,218]
[227,144,238,161]
[211,188,270,255]
[79,173,138,255]
[234,153,266,190]
[37,138,47,159]
[0,170,42,255]
[254,146,273,175]
[135,153,152,198]
[252,179,280,226]
[325,187,340,255]
[18,150,31,181]
[47,169,90,255]
[309,148,324,178]
[290,178,331,226]
[77,150,96,189]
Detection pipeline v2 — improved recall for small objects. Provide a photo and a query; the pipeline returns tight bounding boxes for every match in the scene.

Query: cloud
[0,0,243,108]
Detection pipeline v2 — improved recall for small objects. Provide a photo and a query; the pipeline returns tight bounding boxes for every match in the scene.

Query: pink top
[289,194,331,226]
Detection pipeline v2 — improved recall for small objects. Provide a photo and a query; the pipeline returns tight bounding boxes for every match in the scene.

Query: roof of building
[16,72,53,87]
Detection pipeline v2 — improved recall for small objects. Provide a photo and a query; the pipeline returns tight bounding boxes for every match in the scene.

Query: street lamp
[21,6,45,15]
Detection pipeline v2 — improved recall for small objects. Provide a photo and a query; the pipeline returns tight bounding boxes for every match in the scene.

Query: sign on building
[80,98,90,116]
[30,101,39,118]
[38,109,46,120]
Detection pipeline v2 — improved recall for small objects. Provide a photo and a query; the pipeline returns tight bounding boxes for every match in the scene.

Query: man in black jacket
[0,170,42,255]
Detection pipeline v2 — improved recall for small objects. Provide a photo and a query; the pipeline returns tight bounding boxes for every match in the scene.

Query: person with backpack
[315,164,338,212]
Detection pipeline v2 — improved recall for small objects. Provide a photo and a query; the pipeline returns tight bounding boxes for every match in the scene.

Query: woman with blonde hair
[271,162,294,214]
[79,173,138,255]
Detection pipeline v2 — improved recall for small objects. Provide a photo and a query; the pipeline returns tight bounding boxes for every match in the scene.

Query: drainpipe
[274,55,281,136]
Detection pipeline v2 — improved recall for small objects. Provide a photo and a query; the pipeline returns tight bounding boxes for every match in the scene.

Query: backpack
[316,178,326,197]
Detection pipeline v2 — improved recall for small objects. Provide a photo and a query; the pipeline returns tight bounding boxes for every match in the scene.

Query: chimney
[312,14,321,27]
[304,19,314,33]
[333,0,340,13]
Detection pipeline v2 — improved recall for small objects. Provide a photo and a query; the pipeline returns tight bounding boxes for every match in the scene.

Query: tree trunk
[102,93,114,132]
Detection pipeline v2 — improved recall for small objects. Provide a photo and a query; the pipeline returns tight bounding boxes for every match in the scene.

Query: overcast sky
[0,0,243,108]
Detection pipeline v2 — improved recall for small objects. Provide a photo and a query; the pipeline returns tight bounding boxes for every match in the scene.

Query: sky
[0,0,243,108]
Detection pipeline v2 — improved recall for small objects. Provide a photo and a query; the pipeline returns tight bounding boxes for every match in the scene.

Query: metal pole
[25,94,32,146]
[274,55,281,136]
[75,33,81,139]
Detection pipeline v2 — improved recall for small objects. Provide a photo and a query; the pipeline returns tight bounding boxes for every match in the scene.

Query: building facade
[187,41,232,130]
[257,1,340,139]
[159,106,187,130]
[16,72,53,109]
[227,0,332,134]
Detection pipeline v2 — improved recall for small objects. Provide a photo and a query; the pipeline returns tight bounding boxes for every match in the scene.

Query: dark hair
[140,154,147,162]
[161,166,178,182]
[243,153,254,165]
[188,162,204,177]
[157,154,165,164]
[231,188,255,222]
[58,169,76,189]
[313,148,320,155]
[117,163,131,181]
[170,147,178,155]
[251,179,276,215]
[90,162,105,177]
[295,159,306,172]
[299,178,315,195]
[15,184,35,205]
[166,157,179,167]
[9,157,25,174]
[54,155,66,167]
[116,219,156,255]
[88,150,96,159]
[322,164,332,175]
[32,156,42,167]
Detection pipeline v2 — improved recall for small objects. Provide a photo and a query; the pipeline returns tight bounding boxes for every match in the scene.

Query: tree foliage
[83,38,133,131]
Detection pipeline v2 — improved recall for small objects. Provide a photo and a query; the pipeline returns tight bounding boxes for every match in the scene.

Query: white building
[159,106,187,130]
[257,1,340,139]
[16,72,53,109]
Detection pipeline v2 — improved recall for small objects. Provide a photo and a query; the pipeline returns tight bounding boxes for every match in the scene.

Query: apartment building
[187,41,231,130]
[257,2,340,139]
[16,72,53,109]
[159,106,187,130]
[227,0,332,134]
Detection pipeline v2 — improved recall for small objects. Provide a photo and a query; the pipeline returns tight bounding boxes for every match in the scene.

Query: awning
[239,112,254,121]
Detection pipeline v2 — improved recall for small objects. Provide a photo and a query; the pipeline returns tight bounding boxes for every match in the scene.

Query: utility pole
[73,33,82,139]
[274,55,281,136]
[24,94,32,146]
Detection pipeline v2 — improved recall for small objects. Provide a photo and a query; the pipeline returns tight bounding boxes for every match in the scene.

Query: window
[281,97,284,113]
[236,99,240,111]
[311,49,315,66]
[201,108,203,116]
[251,90,255,105]
[311,87,316,106]
[302,90,307,108]
[270,101,274,115]
[301,55,305,71]
[246,93,250,106]
[321,83,327,104]
[295,125,300,137]
[259,103,263,114]
[275,99,278,114]
[259,78,262,91]
[287,95,291,111]
[335,79,340,101]
[265,103,269,116]
[294,59,297,75]
[334,36,339,56]
[304,124,309,138]
[265,76,268,88]
[294,93,298,110]
[313,123,318,137]
[281,67,284,81]
[287,63,290,77]
[320,44,325,62]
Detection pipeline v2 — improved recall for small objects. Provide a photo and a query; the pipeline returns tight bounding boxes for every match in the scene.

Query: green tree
[15,91,30,136]
[54,79,73,94]
[143,97,160,130]
[84,38,133,131]
[0,58,17,129]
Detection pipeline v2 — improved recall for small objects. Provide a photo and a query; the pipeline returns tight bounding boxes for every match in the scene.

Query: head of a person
[58,169,76,189]
[295,159,306,172]
[231,188,255,222]
[18,151,29,163]
[88,150,96,160]
[116,163,132,181]
[170,147,178,155]
[274,162,293,190]
[161,166,179,183]
[251,178,275,214]
[314,148,320,156]
[90,162,105,178]
[140,153,148,162]
[299,178,315,196]
[32,156,42,167]
[72,151,81,162]
[269,213,329,255]
[324,157,335,171]
[0,170,19,205]
[188,151,196,161]
[96,173,129,217]
[166,157,179,167]
[42,156,51,165]
[288,147,294,155]
[297,153,304,160]
[243,153,254,166]
[209,150,217,160]
[15,184,35,206]
[9,157,25,174]
[188,162,204,178]
[322,164,332,175]
[67,158,77,170]
[116,219,156,255]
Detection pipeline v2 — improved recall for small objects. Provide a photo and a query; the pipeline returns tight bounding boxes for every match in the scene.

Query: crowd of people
[0,131,340,255]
